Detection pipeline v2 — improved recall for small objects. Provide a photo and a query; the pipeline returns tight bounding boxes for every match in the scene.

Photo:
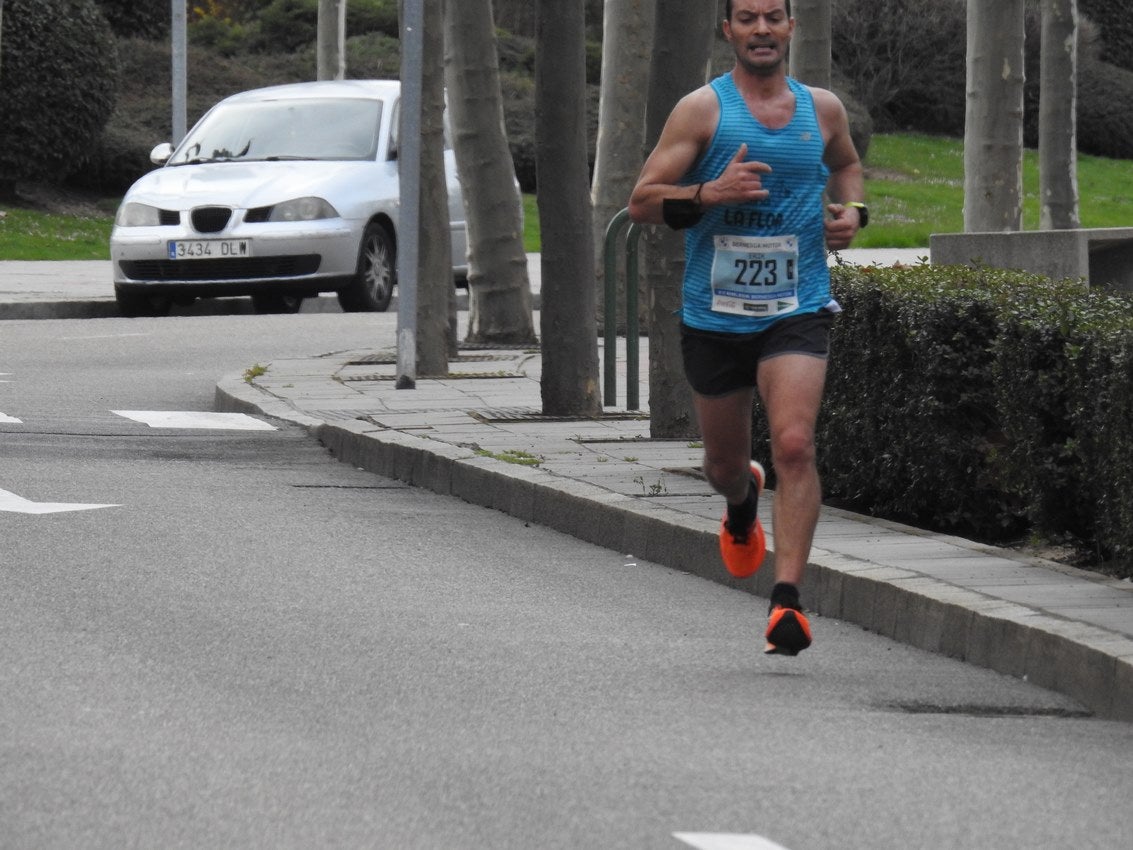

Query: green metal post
[603,208,631,406]
[624,223,641,411]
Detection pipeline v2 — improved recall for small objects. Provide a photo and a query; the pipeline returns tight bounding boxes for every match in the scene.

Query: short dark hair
[725,1,791,21]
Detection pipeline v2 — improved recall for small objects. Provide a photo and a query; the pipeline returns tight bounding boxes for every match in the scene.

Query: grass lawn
[860,133,1133,248]
[4,133,1132,259]
[0,207,115,261]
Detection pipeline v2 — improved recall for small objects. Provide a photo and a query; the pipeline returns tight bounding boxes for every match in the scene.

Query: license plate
[167,239,251,260]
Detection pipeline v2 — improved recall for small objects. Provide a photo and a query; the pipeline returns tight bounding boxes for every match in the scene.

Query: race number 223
[734,256,794,287]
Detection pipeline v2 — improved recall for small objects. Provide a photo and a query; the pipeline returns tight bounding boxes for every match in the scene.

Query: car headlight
[115,202,163,227]
[266,197,339,222]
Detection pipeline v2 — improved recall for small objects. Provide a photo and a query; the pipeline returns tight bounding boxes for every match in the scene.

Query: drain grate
[341,373,525,382]
[471,407,650,423]
[345,356,396,366]
[304,409,391,421]
[346,352,520,366]
[291,483,404,490]
[339,373,402,382]
[458,341,540,351]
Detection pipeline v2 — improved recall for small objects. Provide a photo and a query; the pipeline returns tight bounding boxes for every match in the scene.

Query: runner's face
[724,0,794,75]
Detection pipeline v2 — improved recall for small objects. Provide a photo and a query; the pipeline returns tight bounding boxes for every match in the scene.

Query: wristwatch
[846,201,869,228]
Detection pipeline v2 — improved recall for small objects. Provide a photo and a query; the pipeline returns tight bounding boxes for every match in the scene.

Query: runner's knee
[771,425,816,471]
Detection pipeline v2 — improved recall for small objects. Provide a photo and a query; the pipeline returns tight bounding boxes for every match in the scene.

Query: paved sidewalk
[216,336,1133,722]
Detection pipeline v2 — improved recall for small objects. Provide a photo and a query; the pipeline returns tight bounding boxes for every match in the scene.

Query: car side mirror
[150,143,174,166]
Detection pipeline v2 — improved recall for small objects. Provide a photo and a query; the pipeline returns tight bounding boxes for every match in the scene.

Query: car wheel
[251,293,304,314]
[115,289,173,318]
[337,221,395,312]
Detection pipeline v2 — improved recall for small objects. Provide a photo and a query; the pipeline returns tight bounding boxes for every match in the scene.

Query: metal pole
[317,0,347,81]
[396,0,424,389]
[171,0,187,145]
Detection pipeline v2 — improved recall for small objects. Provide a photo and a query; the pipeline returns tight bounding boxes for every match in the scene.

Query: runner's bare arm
[628,88,771,225]
[814,89,866,250]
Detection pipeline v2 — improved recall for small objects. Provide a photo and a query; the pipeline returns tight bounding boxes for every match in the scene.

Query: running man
[628,0,866,655]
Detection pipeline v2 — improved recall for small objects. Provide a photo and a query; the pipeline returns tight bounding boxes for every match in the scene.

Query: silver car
[110,79,468,316]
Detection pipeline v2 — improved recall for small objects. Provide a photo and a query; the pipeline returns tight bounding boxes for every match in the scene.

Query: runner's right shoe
[718,461,766,579]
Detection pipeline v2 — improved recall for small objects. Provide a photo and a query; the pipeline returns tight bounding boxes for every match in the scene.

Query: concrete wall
[930,228,1133,292]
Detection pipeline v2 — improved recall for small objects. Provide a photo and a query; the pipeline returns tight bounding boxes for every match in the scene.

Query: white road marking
[0,413,21,423]
[673,834,793,850]
[59,332,151,341]
[112,410,277,431]
[0,487,120,515]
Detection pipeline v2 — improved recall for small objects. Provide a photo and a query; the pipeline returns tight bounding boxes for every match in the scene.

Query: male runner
[628,0,866,655]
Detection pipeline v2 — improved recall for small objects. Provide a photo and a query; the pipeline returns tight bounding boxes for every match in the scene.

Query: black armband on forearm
[661,182,706,230]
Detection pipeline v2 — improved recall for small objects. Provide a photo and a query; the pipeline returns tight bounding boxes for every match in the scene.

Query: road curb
[216,372,1133,722]
[0,291,523,321]
[0,301,121,320]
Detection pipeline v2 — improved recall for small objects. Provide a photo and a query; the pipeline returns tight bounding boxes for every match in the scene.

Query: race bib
[709,234,800,317]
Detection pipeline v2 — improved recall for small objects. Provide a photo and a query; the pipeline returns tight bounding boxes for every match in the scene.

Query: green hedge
[0,0,119,190]
[752,263,1133,576]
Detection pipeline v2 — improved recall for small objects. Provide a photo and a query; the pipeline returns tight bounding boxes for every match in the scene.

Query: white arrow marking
[112,410,276,431]
[0,488,120,515]
[674,834,792,850]
[0,413,21,424]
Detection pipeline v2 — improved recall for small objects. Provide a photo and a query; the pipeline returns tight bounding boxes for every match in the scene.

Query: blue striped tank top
[682,74,831,334]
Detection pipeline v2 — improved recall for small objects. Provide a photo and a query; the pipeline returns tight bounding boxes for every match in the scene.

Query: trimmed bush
[0,0,119,194]
[1021,9,1133,160]
[249,0,396,54]
[1073,57,1133,160]
[832,0,967,134]
[753,263,1133,576]
[255,0,319,52]
[1080,0,1133,71]
[95,0,169,38]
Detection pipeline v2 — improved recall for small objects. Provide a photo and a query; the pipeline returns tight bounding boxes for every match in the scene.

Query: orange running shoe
[764,604,812,656]
[718,461,766,579]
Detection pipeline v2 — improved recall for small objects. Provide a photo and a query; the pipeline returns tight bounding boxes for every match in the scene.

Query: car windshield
[169,97,383,165]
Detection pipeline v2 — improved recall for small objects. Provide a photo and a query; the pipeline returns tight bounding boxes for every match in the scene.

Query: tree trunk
[591,0,655,332]
[443,0,537,346]
[1039,0,1079,230]
[316,0,346,81]
[641,0,716,439]
[789,0,832,89]
[964,0,1026,232]
[535,0,601,416]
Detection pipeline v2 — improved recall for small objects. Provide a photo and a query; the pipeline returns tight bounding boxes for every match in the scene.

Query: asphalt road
[2,312,1132,849]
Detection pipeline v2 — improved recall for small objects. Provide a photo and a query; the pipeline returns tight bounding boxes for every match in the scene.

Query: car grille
[119,255,322,281]
[192,207,232,233]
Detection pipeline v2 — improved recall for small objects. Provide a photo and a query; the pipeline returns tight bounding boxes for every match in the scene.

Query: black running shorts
[680,309,836,397]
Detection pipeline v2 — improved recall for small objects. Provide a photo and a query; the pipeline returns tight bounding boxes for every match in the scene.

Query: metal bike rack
[602,208,642,410]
